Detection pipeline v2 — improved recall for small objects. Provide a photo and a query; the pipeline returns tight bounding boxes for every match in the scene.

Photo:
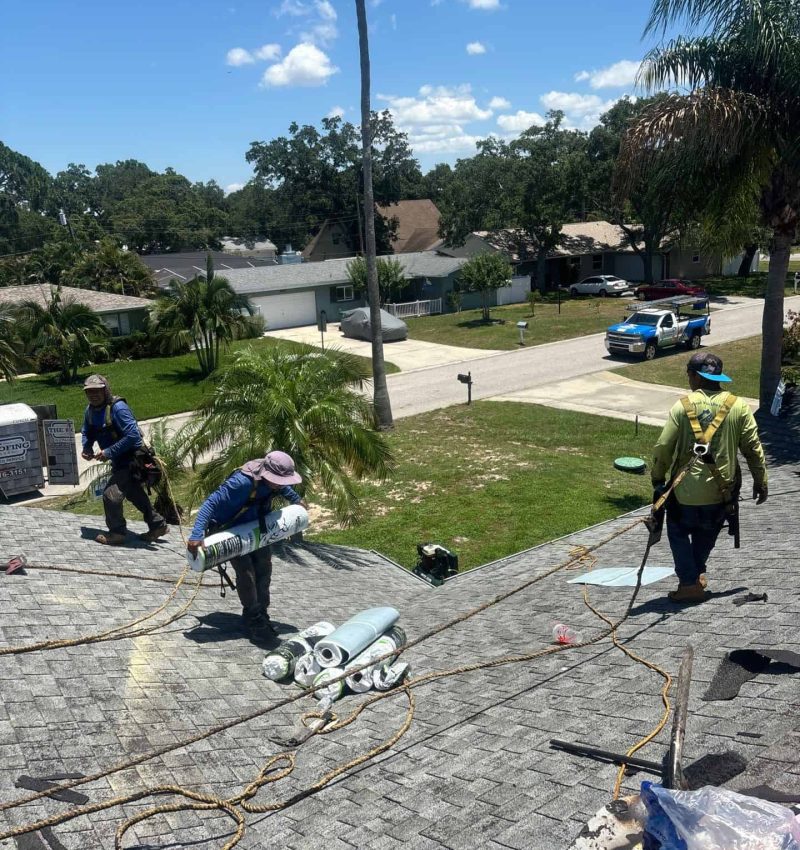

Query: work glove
[186,539,204,556]
[753,484,768,505]
[652,481,668,507]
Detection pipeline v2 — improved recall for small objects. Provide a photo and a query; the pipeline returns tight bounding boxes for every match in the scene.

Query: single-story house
[438,221,758,286]
[0,285,151,336]
[302,199,443,263]
[139,252,278,290]
[223,251,473,329]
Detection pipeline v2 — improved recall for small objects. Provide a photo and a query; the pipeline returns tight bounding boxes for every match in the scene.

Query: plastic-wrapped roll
[294,651,322,688]
[373,661,410,691]
[186,505,309,572]
[313,607,399,668]
[262,622,335,682]
[312,667,348,702]
[344,626,407,693]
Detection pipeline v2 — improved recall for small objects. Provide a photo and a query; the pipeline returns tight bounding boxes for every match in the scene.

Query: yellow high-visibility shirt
[651,390,767,505]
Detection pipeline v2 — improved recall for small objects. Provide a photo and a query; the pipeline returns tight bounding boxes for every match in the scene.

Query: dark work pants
[230,547,273,624]
[103,465,165,534]
[666,503,726,586]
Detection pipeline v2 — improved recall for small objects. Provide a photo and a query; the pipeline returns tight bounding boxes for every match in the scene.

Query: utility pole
[356,0,393,429]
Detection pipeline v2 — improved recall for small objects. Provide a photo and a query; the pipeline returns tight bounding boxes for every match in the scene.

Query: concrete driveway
[264,323,502,371]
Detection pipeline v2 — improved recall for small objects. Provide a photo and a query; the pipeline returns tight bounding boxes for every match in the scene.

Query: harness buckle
[692,442,711,459]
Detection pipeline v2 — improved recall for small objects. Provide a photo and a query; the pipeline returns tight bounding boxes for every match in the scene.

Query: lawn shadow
[455,318,507,329]
[151,365,207,385]
[604,494,648,513]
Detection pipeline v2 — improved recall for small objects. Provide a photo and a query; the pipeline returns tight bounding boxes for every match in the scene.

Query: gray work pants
[230,547,273,623]
[103,465,165,534]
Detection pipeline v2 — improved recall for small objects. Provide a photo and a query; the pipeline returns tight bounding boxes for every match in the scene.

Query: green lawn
[405,297,635,350]
[615,335,762,399]
[0,338,398,431]
[758,257,800,273]
[40,402,658,572]
[703,273,796,298]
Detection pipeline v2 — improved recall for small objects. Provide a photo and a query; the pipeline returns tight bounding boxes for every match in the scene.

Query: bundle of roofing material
[344,626,407,693]
[186,504,309,572]
[313,607,399,668]
[262,622,335,682]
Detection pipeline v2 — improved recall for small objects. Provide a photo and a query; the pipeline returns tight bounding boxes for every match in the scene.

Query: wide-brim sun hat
[256,450,302,485]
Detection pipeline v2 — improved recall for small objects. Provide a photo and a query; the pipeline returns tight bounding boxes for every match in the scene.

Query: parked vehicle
[604,296,711,360]
[570,275,631,297]
[634,278,708,301]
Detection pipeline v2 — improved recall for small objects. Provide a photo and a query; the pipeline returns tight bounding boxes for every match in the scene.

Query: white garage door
[251,291,317,330]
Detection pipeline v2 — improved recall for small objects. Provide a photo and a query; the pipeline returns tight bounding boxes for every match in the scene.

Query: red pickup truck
[634,279,708,301]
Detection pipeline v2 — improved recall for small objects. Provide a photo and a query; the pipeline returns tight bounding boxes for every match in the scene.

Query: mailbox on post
[457,371,473,405]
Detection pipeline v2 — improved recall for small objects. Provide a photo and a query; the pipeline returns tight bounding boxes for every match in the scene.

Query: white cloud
[261,42,339,86]
[275,0,309,15]
[326,105,345,118]
[255,43,282,61]
[539,90,620,129]
[466,41,487,55]
[496,110,546,132]
[301,21,338,45]
[316,0,336,19]
[226,47,254,66]
[574,59,640,89]
[488,96,511,109]
[462,0,501,8]
[225,182,245,195]
[390,13,397,29]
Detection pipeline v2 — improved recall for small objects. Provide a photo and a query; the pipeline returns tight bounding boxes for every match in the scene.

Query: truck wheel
[688,332,702,350]
[644,342,657,360]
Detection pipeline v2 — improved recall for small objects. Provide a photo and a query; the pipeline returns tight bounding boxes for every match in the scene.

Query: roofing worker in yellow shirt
[652,352,768,603]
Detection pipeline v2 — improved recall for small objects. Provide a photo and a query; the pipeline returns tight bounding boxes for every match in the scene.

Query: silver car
[570,275,631,297]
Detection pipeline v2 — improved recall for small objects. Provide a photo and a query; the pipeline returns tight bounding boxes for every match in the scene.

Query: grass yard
[703,273,796,299]
[0,338,398,431]
[40,402,659,572]
[615,335,762,399]
[758,256,800,274]
[405,297,634,350]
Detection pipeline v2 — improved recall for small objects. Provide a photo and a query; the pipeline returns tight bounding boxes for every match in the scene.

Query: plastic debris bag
[641,781,800,850]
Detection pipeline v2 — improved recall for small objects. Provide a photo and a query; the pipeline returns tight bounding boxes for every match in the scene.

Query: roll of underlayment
[262,622,335,682]
[311,666,348,701]
[344,626,407,693]
[372,661,411,691]
[186,504,309,572]
[313,607,399,668]
[294,651,323,688]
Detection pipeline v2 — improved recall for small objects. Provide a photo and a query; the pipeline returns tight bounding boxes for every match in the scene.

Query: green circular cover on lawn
[613,456,647,474]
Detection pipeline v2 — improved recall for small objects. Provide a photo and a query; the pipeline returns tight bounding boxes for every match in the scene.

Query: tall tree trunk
[737,244,757,277]
[356,0,393,430]
[536,247,547,294]
[760,229,791,408]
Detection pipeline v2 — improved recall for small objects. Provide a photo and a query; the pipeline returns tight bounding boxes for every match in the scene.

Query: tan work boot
[95,532,127,546]
[698,573,708,589]
[668,583,708,603]
[140,524,169,543]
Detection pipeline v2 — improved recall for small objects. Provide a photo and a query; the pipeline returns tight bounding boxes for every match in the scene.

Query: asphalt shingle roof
[0,284,151,314]
[0,407,797,849]
[222,252,467,295]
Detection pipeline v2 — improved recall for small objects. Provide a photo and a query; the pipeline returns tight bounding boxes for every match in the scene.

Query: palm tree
[620,0,800,406]
[0,305,27,382]
[66,238,153,296]
[150,257,261,377]
[146,418,199,523]
[15,287,109,383]
[346,255,407,305]
[192,345,394,526]
[355,0,393,429]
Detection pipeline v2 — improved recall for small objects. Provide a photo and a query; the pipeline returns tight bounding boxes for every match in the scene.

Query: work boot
[140,524,169,543]
[668,583,708,603]
[95,532,127,546]
[245,614,277,646]
[698,573,708,590]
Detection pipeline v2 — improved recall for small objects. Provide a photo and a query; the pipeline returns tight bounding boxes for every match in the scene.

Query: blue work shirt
[190,470,302,542]
[81,400,143,469]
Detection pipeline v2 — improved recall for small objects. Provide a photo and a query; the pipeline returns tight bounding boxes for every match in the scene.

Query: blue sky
[1,0,665,193]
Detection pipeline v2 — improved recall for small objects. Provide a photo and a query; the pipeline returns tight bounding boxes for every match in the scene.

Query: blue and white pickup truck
[605,296,711,360]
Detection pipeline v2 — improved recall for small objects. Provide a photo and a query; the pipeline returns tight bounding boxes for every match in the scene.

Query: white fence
[497,275,532,306]
[385,298,442,318]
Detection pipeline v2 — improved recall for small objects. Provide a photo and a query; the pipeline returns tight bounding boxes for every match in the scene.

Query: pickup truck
[605,296,710,360]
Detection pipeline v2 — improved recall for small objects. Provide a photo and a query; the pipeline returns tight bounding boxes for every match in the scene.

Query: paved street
[0,410,797,849]
[386,295,800,419]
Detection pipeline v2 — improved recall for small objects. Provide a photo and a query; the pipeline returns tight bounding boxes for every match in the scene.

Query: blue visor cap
[696,370,732,382]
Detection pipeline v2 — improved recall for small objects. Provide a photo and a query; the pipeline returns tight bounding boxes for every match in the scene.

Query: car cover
[339,307,408,342]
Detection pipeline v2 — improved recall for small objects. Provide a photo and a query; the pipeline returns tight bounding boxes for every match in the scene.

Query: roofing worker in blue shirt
[187,451,306,645]
[81,374,168,546]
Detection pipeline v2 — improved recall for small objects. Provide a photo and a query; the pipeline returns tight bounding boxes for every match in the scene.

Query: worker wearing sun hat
[651,352,768,603]
[188,451,307,645]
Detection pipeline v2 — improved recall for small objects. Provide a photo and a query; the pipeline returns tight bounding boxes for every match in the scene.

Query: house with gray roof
[0,284,151,336]
[223,251,471,329]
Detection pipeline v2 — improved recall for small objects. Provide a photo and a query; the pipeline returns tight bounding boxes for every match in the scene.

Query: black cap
[687,352,732,383]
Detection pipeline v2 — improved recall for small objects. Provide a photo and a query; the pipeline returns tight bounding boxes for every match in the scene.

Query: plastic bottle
[552,624,583,645]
